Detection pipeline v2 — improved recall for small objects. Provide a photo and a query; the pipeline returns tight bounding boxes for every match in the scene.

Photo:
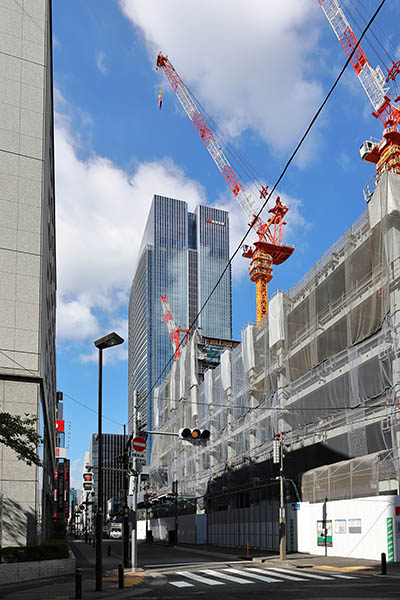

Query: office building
[128,195,231,434]
[89,434,126,515]
[0,0,57,546]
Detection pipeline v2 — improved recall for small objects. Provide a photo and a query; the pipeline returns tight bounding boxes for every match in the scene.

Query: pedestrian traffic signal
[179,428,210,442]
[272,436,280,464]
[83,471,94,491]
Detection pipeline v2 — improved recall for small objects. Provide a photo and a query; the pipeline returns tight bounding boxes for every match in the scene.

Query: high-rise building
[128,195,231,434]
[89,434,126,516]
[0,1,57,546]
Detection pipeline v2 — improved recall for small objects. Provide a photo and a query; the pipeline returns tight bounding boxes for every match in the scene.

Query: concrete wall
[296,495,400,561]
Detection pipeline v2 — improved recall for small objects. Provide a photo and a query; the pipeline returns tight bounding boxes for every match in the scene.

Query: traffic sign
[132,436,146,453]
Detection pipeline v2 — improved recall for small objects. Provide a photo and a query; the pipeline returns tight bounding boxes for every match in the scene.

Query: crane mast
[318,0,400,178]
[156,53,294,324]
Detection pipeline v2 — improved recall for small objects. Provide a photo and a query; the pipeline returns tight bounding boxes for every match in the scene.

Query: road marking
[318,565,373,572]
[268,567,334,580]
[176,571,225,585]
[201,569,254,584]
[325,573,357,579]
[170,581,194,588]
[144,562,203,567]
[248,567,306,581]
[224,567,282,583]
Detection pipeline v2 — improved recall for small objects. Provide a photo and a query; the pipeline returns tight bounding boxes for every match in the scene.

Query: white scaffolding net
[149,172,400,504]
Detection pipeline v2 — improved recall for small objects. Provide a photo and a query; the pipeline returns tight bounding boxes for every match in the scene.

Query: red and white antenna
[160,295,190,360]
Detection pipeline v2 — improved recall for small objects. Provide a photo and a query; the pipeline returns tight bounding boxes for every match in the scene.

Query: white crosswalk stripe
[248,567,308,581]
[175,571,225,585]
[267,567,335,580]
[168,565,362,589]
[201,569,254,584]
[224,567,283,583]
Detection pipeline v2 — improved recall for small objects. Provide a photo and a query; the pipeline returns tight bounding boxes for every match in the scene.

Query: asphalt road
[107,540,400,599]
[2,540,398,599]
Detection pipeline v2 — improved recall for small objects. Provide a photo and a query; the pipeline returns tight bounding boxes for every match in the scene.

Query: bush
[0,538,69,564]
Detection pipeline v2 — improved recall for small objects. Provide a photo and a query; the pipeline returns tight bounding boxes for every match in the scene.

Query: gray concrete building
[0,0,57,546]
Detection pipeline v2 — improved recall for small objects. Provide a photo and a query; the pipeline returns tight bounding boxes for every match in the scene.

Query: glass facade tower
[128,195,231,436]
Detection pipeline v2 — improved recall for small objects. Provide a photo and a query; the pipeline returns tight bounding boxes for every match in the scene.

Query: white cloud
[55,106,207,347]
[119,0,323,158]
[69,458,84,490]
[96,51,108,75]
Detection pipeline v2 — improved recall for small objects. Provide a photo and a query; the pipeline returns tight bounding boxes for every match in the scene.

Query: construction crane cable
[189,87,267,194]
[345,0,389,68]
[130,0,387,427]
[356,0,398,58]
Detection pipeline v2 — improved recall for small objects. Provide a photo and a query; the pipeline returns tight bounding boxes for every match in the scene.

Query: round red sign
[132,436,147,452]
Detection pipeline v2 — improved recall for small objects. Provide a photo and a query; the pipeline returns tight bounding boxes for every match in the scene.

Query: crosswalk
[168,565,359,589]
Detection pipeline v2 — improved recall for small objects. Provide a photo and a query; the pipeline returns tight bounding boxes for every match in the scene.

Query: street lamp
[94,332,124,592]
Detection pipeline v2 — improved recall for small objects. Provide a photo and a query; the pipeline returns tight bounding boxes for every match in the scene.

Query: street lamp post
[94,332,124,592]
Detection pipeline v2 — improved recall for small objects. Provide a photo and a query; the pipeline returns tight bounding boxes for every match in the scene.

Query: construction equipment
[318,0,400,179]
[156,53,293,325]
[160,294,190,360]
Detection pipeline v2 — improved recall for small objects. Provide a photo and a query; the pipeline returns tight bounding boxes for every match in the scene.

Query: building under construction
[147,172,400,560]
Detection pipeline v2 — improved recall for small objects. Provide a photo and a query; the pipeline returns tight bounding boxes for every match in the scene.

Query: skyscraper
[128,195,231,434]
[0,0,57,546]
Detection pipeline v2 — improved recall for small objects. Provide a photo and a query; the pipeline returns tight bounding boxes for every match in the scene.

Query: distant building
[0,0,57,546]
[128,195,232,436]
[89,434,126,515]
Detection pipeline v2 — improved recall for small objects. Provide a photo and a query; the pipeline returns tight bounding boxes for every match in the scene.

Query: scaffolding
[149,172,400,543]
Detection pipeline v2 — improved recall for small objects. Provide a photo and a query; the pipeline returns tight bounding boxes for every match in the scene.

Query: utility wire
[137,0,388,418]
[0,348,124,427]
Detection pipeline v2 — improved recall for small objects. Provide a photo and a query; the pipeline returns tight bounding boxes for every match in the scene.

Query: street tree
[0,412,42,466]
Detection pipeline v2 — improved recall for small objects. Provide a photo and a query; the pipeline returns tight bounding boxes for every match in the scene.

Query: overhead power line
[134,0,388,419]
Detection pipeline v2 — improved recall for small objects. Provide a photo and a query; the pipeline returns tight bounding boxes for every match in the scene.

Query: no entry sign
[132,436,147,453]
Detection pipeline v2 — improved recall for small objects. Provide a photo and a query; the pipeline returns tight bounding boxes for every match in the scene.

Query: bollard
[75,568,82,599]
[107,544,111,557]
[381,552,387,575]
[118,563,124,589]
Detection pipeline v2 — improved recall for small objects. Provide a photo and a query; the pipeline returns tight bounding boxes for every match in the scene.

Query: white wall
[139,513,207,544]
[296,495,400,561]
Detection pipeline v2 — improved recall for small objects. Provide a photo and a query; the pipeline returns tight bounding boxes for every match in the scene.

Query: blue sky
[52,0,400,488]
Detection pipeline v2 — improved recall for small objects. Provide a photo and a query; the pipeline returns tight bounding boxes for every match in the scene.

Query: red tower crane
[156,53,294,325]
[318,0,400,179]
[160,294,190,360]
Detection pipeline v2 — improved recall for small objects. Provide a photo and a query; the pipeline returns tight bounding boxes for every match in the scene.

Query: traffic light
[83,471,94,491]
[179,428,210,442]
[272,436,280,464]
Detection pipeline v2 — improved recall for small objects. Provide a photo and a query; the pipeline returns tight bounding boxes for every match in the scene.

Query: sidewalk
[0,539,155,599]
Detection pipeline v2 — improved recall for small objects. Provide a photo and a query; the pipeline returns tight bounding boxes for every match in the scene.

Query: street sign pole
[131,390,138,573]
[279,433,286,560]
